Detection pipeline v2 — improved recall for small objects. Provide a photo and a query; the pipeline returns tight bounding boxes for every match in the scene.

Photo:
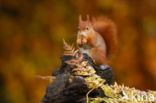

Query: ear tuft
[86,14,90,21]
[79,15,82,23]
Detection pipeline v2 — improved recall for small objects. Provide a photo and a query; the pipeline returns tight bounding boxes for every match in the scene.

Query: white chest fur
[80,48,92,57]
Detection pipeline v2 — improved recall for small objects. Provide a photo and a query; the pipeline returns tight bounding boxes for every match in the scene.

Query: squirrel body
[77,15,117,65]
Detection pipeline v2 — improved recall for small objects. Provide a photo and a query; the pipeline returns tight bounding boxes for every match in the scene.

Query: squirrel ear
[79,15,82,23]
[86,14,90,21]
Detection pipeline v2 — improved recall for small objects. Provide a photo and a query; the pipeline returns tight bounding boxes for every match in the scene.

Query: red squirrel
[77,15,117,67]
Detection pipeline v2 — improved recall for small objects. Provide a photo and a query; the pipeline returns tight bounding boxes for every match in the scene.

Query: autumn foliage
[0,0,156,103]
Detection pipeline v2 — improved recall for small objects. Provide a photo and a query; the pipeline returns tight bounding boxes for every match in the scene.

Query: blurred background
[0,0,156,102]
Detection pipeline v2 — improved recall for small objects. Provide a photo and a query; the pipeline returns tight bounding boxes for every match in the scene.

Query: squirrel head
[77,15,94,47]
[78,15,94,37]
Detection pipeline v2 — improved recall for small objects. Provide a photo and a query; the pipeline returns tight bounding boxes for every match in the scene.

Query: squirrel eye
[86,26,89,30]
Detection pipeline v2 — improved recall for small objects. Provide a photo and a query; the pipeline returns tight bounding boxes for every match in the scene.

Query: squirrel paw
[99,65,110,70]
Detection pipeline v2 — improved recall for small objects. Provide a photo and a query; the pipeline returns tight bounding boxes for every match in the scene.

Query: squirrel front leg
[77,35,87,47]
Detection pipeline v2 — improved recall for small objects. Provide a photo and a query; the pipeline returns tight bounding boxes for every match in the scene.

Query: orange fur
[91,47,107,65]
[77,15,117,65]
[92,17,117,58]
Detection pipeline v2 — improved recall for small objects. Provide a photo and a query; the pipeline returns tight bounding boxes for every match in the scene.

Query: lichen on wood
[40,40,156,103]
